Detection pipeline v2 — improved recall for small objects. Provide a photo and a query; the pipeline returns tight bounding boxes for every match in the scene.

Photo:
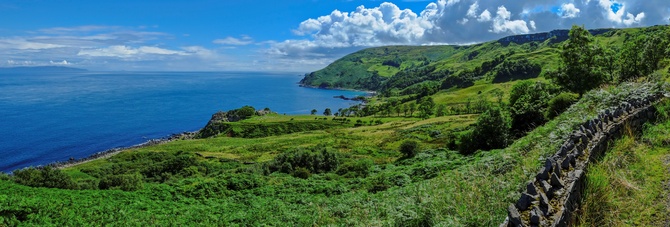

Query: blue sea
[0,71,365,172]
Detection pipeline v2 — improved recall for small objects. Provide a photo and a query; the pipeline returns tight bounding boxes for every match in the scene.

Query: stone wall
[502,92,666,227]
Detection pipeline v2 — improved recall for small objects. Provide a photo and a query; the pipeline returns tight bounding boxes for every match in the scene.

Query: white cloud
[77,45,188,58]
[479,10,492,22]
[491,6,530,34]
[596,0,644,25]
[466,2,479,18]
[0,39,66,50]
[50,60,71,65]
[623,12,645,25]
[213,36,254,45]
[530,21,537,30]
[560,3,581,18]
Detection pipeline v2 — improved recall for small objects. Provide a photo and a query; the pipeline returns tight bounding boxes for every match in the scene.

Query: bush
[458,106,511,154]
[292,167,312,179]
[336,159,373,178]
[12,167,76,189]
[267,147,340,174]
[98,173,144,191]
[399,140,420,158]
[545,92,579,119]
[509,81,557,134]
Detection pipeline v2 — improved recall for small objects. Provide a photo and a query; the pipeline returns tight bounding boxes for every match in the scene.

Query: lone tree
[323,108,332,116]
[399,140,419,158]
[310,109,317,115]
[551,25,605,96]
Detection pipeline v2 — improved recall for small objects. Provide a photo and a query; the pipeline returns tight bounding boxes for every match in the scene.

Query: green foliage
[418,97,435,119]
[458,106,511,154]
[551,25,606,95]
[310,109,317,115]
[235,106,256,119]
[323,108,332,116]
[267,147,340,175]
[508,81,558,134]
[98,173,144,191]
[619,29,668,82]
[336,159,373,178]
[399,140,420,158]
[200,120,343,138]
[545,92,579,119]
[292,167,312,179]
[493,59,542,83]
[12,167,76,189]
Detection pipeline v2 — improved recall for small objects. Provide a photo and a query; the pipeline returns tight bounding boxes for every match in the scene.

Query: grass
[579,101,670,226]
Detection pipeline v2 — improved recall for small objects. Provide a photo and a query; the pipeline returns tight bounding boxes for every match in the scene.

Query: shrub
[508,81,556,134]
[224,174,263,191]
[336,159,373,178]
[267,147,340,174]
[545,92,579,119]
[292,167,312,179]
[98,173,144,191]
[12,167,76,189]
[399,140,420,158]
[458,106,511,154]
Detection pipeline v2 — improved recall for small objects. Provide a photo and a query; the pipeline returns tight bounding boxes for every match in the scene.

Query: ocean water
[0,71,365,172]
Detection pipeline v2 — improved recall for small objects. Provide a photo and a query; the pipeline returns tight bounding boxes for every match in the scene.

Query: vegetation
[2,25,670,226]
[579,100,670,226]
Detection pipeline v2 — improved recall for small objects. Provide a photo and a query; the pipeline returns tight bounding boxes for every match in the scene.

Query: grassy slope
[301,26,665,94]
[579,100,670,226]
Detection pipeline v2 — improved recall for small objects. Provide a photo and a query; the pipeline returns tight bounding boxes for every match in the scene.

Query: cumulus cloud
[491,6,531,34]
[560,3,580,18]
[266,0,666,69]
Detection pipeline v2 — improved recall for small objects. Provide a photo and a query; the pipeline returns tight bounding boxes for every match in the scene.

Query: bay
[0,71,365,172]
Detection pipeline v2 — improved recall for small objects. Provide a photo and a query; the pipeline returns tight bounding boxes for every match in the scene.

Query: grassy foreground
[579,100,670,226]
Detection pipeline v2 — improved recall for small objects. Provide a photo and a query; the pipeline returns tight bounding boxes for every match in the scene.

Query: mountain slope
[299,27,627,93]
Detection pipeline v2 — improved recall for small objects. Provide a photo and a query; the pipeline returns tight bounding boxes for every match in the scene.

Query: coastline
[50,84,373,170]
[50,131,197,170]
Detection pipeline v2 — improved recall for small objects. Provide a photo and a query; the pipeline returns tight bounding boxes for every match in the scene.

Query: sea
[0,71,366,172]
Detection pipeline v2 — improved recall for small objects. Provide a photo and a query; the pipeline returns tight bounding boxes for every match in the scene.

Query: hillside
[1,24,670,226]
[300,27,648,94]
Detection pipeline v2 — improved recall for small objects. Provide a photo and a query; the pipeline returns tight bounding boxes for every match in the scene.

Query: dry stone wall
[502,92,666,227]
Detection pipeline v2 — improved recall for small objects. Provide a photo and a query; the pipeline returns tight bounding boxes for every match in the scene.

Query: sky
[1,0,669,72]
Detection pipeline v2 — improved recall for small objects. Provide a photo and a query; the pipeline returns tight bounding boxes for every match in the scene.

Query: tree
[435,104,447,117]
[399,140,419,158]
[408,103,417,117]
[458,106,511,154]
[310,109,317,115]
[551,25,605,96]
[508,81,556,134]
[398,104,406,117]
[323,108,332,116]
[235,106,256,119]
[418,97,435,119]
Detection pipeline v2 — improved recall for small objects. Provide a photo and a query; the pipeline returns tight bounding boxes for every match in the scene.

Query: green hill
[299,26,657,94]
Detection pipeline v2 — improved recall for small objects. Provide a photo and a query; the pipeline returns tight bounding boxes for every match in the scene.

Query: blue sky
[1,0,668,72]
